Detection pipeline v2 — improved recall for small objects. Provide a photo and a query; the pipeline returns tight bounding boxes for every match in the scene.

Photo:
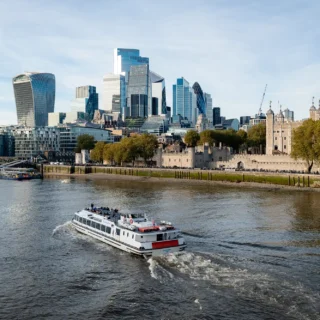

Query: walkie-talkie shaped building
[13,72,55,127]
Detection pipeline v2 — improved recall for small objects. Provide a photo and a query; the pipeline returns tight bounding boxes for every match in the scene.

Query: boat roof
[75,209,178,234]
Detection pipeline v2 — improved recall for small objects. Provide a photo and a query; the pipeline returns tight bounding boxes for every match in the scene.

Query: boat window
[157,234,163,241]
[83,218,86,225]
[96,223,101,230]
[101,225,106,232]
[79,217,83,223]
[116,229,120,236]
[127,232,129,237]
[141,236,143,238]
[132,234,134,239]
[106,227,111,234]
[92,222,96,229]
[86,220,91,226]
[123,231,125,235]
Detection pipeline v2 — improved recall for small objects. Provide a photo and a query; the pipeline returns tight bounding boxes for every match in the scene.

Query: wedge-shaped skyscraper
[13,72,55,127]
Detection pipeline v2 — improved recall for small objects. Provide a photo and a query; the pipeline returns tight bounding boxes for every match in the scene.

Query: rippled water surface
[0,177,319,320]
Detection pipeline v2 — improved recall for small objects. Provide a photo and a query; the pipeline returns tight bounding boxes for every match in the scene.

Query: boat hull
[72,221,186,257]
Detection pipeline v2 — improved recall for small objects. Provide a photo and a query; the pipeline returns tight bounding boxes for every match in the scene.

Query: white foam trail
[147,257,174,282]
[194,299,202,310]
[154,252,319,319]
[52,221,74,237]
[148,258,158,279]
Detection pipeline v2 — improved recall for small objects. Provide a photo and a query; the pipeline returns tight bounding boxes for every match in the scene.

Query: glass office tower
[150,71,167,115]
[103,74,126,113]
[114,48,149,78]
[13,72,55,127]
[71,86,98,120]
[172,77,192,122]
[204,93,213,123]
[127,64,151,118]
[213,107,221,125]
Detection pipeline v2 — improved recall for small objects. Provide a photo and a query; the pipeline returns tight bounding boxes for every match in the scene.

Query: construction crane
[258,84,267,114]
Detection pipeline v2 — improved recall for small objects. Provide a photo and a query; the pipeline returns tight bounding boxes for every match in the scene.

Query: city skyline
[1,0,320,125]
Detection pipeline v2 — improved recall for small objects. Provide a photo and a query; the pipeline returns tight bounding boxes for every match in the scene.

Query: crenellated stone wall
[212,154,318,172]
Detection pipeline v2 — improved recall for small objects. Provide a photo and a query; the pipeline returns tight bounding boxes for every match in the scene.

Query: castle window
[275,137,277,140]
[284,145,287,149]
[284,137,286,140]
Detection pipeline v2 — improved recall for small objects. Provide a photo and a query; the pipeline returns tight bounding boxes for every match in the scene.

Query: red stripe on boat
[138,226,159,232]
[152,240,179,249]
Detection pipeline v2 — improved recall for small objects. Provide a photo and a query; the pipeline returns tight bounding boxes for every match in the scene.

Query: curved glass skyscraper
[13,72,55,127]
[192,82,206,114]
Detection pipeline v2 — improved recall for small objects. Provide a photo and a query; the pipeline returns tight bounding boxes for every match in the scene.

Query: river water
[0,177,319,320]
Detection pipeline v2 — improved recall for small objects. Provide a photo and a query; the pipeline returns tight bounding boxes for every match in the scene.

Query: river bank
[43,170,320,192]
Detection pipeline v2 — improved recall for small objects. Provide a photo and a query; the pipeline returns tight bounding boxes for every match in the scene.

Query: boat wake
[147,257,174,282]
[52,221,76,238]
[147,251,320,319]
[52,220,115,253]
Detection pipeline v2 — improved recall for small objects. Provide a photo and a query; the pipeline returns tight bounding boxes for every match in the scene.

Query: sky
[0,0,319,125]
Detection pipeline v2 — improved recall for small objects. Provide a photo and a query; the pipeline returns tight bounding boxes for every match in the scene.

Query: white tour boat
[71,206,187,257]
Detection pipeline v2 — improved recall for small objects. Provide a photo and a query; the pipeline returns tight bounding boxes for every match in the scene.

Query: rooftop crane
[258,84,267,114]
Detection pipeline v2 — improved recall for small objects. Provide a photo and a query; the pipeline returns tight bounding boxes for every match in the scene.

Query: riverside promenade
[42,165,320,190]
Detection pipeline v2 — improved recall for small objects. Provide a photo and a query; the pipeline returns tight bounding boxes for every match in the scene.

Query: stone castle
[266,99,320,155]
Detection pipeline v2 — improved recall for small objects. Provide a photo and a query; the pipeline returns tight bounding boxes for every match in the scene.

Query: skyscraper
[150,71,166,116]
[114,48,149,80]
[13,72,55,127]
[71,86,98,120]
[103,74,126,114]
[172,77,192,122]
[127,64,151,118]
[240,116,251,126]
[204,93,213,124]
[213,107,221,125]
[192,82,206,114]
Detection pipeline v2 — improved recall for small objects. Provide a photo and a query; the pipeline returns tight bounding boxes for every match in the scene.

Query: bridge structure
[0,160,29,169]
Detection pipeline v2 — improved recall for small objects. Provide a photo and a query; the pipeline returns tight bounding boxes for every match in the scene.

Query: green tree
[76,134,95,152]
[136,134,158,164]
[184,130,200,147]
[291,119,320,173]
[199,130,216,146]
[113,143,126,165]
[121,136,139,165]
[90,141,105,163]
[237,129,248,153]
[237,129,247,144]
[103,143,116,164]
[247,123,266,153]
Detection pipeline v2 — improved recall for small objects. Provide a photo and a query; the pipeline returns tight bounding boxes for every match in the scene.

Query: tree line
[184,123,266,152]
[89,134,158,165]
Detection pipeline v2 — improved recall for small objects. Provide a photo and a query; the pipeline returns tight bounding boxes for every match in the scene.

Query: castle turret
[276,106,284,123]
[188,147,195,168]
[310,97,316,120]
[266,101,274,155]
